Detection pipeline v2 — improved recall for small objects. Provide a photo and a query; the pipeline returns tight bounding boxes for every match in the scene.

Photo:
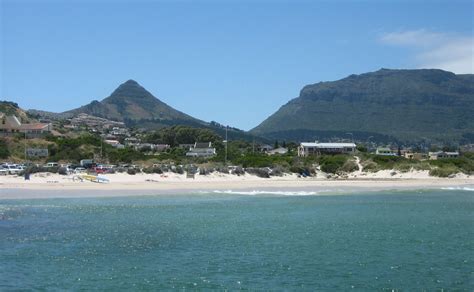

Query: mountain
[251,69,474,144]
[63,80,267,142]
[66,80,204,127]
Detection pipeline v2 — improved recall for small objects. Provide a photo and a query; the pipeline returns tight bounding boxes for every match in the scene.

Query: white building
[0,115,52,138]
[186,142,216,158]
[375,147,397,156]
[298,142,356,157]
[267,147,288,155]
[428,151,459,160]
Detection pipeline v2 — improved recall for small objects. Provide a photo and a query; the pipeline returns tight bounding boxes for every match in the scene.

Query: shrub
[361,161,377,172]
[199,168,210,175]
[174,166,184,174]
[270,166,285,176]
[127,168,137,175]
[246,167,270,178]
[319,155,348,174]
[0,138,10,159]
[216,166,229,174]
[232,166,245,176]
[339,160,359,173]
[429,166,459,177]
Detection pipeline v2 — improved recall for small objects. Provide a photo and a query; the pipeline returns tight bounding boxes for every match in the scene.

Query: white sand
[0,170,473,199]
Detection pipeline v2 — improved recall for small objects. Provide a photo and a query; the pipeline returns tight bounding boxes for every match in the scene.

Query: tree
[0,138,10,159]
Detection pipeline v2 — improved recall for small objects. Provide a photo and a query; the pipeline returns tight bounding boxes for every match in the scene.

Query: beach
[1,171,473,199]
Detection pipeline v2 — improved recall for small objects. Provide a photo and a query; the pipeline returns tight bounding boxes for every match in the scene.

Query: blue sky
[1,0,473,130]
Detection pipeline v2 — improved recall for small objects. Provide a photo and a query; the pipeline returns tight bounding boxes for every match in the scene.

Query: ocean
[1,189,473,290]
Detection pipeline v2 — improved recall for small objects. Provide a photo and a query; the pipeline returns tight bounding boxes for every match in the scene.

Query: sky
[1,0,473,130]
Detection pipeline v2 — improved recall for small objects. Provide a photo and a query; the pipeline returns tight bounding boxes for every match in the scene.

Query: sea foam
[201,190,324,196]
[440,186,474,192]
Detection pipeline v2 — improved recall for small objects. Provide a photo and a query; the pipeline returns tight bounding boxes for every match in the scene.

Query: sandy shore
[1,171,473,199]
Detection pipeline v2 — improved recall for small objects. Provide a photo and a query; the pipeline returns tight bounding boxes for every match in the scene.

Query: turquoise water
[0,189,473,290]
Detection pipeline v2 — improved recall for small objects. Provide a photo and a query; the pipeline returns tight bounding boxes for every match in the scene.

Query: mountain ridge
[251,68,474,143]
[66,79,204,125]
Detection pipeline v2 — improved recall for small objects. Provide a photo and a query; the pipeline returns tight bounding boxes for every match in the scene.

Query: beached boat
[73,174,110,183]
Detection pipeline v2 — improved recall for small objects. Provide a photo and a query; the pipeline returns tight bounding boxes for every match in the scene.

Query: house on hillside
[0,115,52,138]
[298,142,356,157]
[186,142,216,158]
[257,144,274,153]
[267,147,288,155]
[428,151,459,160]
[104,139,125,149]
[375,147,397,156]
[403,151,427,160]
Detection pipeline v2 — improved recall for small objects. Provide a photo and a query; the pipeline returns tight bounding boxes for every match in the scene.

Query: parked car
[74,167,86,174]
[45,162,59,168]
[5,164,23,175]
[0,167,8,175]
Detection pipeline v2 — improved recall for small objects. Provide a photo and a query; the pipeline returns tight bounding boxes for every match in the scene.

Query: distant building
[26,148,49,157]
[186,142,216,157]
[0,115,52,138]
[257,144,274,153]
[428,151,459,160]
[267,147,288,155]
[403,152,427,160]
[375,147,397,156]
[134,143,170,152]
[104,139,125,149]
[124,137,140,146]
[298,142,356,157]
[179,143,195,150]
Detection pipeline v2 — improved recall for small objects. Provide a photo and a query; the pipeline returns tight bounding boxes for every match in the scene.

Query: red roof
[19,123,50,130]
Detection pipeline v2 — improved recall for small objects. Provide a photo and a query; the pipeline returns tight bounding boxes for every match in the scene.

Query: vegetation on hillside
[359,153,474,177]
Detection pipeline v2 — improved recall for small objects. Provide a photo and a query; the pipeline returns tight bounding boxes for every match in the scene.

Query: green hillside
[251,69,474,143]
[65,80,265,143]
[67,80,203,124]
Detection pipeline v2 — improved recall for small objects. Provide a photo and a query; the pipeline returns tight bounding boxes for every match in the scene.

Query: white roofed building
[186,142,216,158]
[298,142,356,157]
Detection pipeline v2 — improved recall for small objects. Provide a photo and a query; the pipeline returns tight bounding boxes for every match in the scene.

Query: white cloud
[380,29,474,74]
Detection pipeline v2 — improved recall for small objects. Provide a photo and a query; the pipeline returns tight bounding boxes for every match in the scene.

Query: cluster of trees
[144,126,223,148]
[0,138,10,159]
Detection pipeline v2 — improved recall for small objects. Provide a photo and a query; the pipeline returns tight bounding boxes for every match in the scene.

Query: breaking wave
[440,186,474,192]
[201,190,325,196]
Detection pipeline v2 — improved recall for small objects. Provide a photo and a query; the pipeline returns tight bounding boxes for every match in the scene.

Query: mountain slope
[67,80,203,125]
[63,80,267,142]
[251,69,474,143]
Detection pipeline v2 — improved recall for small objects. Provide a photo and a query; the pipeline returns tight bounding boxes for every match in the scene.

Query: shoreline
[1,172,473,199]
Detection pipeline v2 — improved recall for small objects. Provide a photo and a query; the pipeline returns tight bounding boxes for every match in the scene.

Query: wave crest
[201,190,323,196]
[441,186,474,192]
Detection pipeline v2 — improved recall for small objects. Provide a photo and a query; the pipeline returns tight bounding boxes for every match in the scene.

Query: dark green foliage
[107,148,145,164]
[429,167,459,177]
[145,125,223,147]
[356,145,368,152]
[429,157,474,175]
[246,167,271,178]
[319,155,349,174]
[45,134,145,163]
[0,138,10,159]
[251,69,474,143]
[232,153,292,168]
[127,168,137,175]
